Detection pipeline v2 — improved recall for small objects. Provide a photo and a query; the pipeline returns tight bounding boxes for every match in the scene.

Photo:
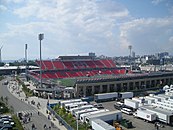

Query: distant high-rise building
[155,52,169,59]
[128,45,132,57]
[132,51,135,58]
[159,52,169,59]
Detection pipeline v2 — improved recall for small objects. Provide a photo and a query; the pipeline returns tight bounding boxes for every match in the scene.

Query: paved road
[0,77,59,130]
[100,100,173,130]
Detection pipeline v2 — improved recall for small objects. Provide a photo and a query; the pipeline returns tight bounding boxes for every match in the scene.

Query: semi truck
[94,92,118,102]
[133,109,157,122]
[124,99,139,109]
[119,92,133,99]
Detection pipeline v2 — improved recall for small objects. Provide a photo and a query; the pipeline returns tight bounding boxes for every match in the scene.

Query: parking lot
[92,101,173,130]
[0,114,14,129]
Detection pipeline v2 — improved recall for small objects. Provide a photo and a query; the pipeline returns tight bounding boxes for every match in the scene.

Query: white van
[121,108,133,115]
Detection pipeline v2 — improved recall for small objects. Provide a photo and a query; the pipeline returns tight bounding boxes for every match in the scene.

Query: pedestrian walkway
[17,109,38,115]
[7,79,67,130]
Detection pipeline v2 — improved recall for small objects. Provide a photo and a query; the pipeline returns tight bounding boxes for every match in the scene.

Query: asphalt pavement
[100,100,173,130]
[0,76,66,130]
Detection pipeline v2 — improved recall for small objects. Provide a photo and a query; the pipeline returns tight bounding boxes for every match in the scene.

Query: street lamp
[77,114,78,130]
[38,33,44,88]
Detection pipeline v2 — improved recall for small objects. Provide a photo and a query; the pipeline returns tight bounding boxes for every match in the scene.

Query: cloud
[0,5,7,12]
[1,0,173,60]
[151,0,165,5]
[0,0,129,59]
[119,17,173,55]
[169,36,173,43]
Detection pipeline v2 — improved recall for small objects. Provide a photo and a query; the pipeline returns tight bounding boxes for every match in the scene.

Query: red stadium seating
[94,60,104,68]
[45,72,57,79]
[107,59,116,67]
[100,59,112,68]
[73,61,87,69]
[42,74,49,78]
[66,72,79,77]
[63,61,75,69]
[32,59,127,79]
[36,61,46,70]
[85,61,97,68]
[55,72,69,78]
[43,60,54,70]
[52,61,65,69]
[76,71,85,77]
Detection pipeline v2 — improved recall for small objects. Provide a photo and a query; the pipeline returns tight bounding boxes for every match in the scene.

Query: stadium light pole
[25,44,28,80]
[38,33,44,88]
[128,45,132,71]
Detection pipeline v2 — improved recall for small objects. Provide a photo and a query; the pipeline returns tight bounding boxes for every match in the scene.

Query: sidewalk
[7,80,67,130]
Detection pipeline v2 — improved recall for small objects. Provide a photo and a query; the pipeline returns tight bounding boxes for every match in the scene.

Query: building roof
[76,72,173,84]
[142,105,173,116]
[87,110,121,119]
[0,65,39,70]
[92,119,115,130]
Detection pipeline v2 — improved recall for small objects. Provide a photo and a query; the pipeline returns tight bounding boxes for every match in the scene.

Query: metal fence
[47,105,74,130]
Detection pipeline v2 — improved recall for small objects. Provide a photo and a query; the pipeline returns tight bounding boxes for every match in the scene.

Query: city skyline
[0,0,173,60]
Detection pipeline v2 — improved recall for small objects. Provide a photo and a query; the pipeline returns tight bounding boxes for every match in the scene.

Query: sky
[0,0,173,60]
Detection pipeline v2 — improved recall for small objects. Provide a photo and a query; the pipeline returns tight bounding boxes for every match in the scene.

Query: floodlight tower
[128,45,132,71]
[25,44,28,80]
[0,45,3,63]
[128,45,132,58]
[38,34,44,88]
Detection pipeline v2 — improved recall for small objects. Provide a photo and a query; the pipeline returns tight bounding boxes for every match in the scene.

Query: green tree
[10,106,14,114]
[83,122,90,130]
[4,96,8,104]
[0,96,3,101]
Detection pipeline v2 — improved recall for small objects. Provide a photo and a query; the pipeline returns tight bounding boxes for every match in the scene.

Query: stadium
[27,54,173,98]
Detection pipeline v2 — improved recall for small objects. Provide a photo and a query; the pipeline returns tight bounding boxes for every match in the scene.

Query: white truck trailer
[132,97,145,103]
[119,92,133,99]
[94,92,118,102]
[80,109,109,123]
[133,109,157,122]
[91,119,115,130]
[65,101,88,111]
[75,108,98,119]
[60,99,82,108]
[124,99,139,109]
[70,105,93,115]
[87,110,122,125]
[142,105,173,125]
